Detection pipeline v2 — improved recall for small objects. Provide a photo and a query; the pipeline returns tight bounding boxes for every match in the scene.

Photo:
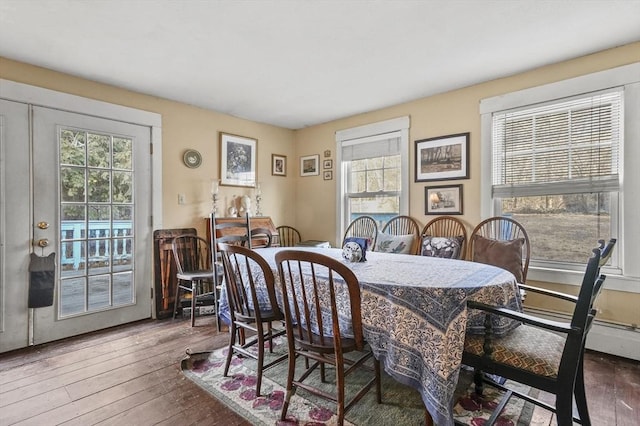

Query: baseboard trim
[524,307,640,361]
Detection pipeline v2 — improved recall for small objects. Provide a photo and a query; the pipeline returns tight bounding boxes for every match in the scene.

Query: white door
[0,102,153,351]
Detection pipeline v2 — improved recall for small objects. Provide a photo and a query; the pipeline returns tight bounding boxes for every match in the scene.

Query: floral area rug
[181,338,535,426]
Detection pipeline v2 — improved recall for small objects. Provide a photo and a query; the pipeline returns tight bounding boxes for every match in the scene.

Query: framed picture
[272,154,286,176]
[415,132,470,182]
[323,159,333,169]
[323,170,333,180]
[425,184,463,215]
[300,154,320,176]
[324,149,332,158]
[220,132,257,187]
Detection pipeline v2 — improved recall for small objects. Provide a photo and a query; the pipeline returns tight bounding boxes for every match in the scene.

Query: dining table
[218,246,522,426]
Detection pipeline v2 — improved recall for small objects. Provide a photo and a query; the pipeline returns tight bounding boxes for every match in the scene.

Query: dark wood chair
[275,249,381,425]
[171,234,215,327]
[460,239,616,426]
[380,215,421,254]
[249,227,273,248]
[210,212,252,330]
[276,225,301,247]
[342,215,378,251]
[420,216,468,259]
[469,216,531,285]
[218,243,287,396]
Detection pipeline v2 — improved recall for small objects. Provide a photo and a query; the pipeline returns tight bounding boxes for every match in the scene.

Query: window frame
[335,117,410,244]
[480,63,640,292]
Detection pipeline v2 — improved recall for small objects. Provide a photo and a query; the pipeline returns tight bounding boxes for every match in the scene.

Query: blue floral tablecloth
[219,247,521,426]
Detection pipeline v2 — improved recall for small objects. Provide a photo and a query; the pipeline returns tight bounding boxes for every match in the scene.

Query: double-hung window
[480,63,640,288]
[335,117,410,241]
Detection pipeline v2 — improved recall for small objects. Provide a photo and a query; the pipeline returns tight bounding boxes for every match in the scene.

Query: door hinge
[150,142,153,155]
[151,287,154,299]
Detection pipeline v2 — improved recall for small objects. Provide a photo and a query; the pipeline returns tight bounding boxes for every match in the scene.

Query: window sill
[528,266,639,294]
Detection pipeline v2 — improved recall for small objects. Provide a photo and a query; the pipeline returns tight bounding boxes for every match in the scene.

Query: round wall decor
[183,149,202,168]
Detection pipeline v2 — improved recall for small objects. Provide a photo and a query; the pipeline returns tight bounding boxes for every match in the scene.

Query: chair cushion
[376,232,414,254]
[464,325,564,378]
[421,235,464,259]
[472,235,525,283]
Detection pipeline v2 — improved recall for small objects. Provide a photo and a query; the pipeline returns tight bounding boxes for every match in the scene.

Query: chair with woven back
[420,216,468,259]
[210,212,252,331]
[171,234,215,327]
[275,249,382,425]
[276,225,301,247]
[460,238,616,426]
[218,243,287,396]
[341,215,378,252]
[378,215,421,254]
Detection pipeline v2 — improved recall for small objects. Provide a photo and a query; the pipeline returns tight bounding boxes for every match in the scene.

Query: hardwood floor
[1,317,638,425]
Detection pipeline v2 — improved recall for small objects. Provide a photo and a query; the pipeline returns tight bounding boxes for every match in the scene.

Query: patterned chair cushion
[375,232,414,254]
[421,235,464,259]
[464,324,564,378]
[472,235,525,283]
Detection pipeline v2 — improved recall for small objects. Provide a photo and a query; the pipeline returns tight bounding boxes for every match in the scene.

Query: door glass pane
[60,277,86,316]
[58,128,135,317]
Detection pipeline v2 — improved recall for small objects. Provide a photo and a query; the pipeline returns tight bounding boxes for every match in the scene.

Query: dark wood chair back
[420,216,468,259]
[276,225,302,247]
[342,215,378,251]
[469,216,531,283]
[381,215,421,254]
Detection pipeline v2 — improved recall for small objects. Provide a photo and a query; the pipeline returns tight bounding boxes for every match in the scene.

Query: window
[335,117,410,241]
[492,90,621,270]
[480,63,640,290]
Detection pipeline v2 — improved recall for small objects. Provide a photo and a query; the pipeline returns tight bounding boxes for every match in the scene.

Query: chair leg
[256,324,265,396]
[336,361,346,426]
[280,351,297,421]
[374,358,382,403]
[190,281,197,327]
[574,355,591,426]
[213,274,222,332]
[223,321,237,377]
[555,388,574,426]
[473,368,484,396]
[173,280,181,319]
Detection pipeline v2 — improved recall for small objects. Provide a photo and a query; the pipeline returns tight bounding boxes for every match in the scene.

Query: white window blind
[341,135,401,161]
[492,89,622,198]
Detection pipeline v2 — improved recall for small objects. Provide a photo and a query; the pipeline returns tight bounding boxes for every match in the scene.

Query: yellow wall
[2,42,638,327]
[293,42,640,327]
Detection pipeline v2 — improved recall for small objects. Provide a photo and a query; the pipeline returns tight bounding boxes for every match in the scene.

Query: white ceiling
[1,0,639,129]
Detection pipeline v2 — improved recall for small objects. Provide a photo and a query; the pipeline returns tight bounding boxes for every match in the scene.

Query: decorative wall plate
[183,149,202,168]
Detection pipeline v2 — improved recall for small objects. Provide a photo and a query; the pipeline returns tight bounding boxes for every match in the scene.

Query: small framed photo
[323,159,333,169]
[324,149,332,158]
[323,170,333,180]
[415,132,470,182]
[272,154,286,176]
[220,132,257,187]
[300,154,320,176]
[425,184,463,215]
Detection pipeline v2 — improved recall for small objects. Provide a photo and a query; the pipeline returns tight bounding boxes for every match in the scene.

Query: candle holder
[211,179,220,214]
[255,183,262,216]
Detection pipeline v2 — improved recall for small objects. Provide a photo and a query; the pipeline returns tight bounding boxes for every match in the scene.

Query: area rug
[181,338,535,426]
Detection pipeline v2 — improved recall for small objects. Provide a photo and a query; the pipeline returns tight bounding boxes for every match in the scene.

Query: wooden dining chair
[171,234,215,327]
[379,215,421,254]
[342,215,378,251]
[249,227,273,248]
[218,243,287,396]
[420,216,468,259]
[275,249,381,425]
[210,212,252,331]
[276,225,301,247]
[468,216,531,286]
[461,239,615,426]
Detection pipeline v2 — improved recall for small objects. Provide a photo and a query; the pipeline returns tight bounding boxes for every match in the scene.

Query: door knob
[36,238,49,247]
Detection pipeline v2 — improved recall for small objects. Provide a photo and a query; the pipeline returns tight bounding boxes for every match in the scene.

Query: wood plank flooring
[1,317,638,425]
